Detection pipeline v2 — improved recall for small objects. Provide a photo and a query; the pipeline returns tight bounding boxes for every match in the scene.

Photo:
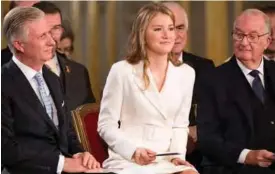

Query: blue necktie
[249,70,265,103]
[34,72,53,119]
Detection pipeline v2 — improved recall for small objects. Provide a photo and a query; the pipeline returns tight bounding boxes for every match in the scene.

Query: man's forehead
[16,1,39,7]
[236,15,265,28]
[28,19,48,34]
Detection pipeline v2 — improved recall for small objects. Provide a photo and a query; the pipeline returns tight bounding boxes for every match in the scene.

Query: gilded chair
[71,103,108,164]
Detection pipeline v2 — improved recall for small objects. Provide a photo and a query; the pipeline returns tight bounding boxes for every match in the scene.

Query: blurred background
[2,1,275,101]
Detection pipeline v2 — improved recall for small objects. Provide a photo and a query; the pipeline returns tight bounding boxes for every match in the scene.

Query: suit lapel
[132,61,168,119]
[43,66,65,132]
[57,53,70,93]
[264,59,275,96]
[227,57,254,131]
[9,62,60,134]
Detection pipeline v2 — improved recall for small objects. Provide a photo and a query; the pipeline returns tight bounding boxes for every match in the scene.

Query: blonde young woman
[98,2,197,174]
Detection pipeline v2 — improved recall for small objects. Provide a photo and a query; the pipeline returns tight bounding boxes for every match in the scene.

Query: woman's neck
[147,51,168,73]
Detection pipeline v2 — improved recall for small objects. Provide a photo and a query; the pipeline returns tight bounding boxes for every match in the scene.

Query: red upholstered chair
[71,103,108,164]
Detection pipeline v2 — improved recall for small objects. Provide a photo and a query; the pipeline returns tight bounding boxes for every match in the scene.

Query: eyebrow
[151,24,174,27]
[175,24,185,28]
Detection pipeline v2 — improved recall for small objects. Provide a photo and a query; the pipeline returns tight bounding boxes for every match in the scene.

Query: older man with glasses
[197,9,275,174]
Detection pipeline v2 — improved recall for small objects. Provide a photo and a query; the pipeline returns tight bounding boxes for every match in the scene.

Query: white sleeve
[238,149,251,164]
[56,155,64,174]
[97,63,137,161]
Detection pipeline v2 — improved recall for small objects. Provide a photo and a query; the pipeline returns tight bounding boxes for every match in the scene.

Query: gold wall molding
[205,1,229,66]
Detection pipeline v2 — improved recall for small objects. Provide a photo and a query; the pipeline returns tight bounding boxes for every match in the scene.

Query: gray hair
[162,1,189,31]
[2,7,44,54]
[234,9,271,34]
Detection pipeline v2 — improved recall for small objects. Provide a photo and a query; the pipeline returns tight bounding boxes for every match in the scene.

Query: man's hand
[63,157,89,173]
[245,150,275,167]
[132,148,156,165]
[188,126,197,143]
[171,158,194,167]
[178,170,199,174]
[72,152,101,169]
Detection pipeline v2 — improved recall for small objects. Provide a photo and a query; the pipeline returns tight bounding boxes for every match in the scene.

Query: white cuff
[57,155,65,174]
[237,149,251,164]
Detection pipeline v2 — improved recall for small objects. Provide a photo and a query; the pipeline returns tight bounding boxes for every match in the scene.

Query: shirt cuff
[238,149,251,164]
[57,155,65,174]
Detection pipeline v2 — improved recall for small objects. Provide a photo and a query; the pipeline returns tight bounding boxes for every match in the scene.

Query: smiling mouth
[160,42,172,44]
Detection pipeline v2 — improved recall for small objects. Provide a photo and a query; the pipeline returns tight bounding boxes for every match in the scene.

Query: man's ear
[12,40,25,53]
[265,35,272,50]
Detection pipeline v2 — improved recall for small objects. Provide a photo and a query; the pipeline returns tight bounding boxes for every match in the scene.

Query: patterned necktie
[249,70,265,103]
[34,72,53,119]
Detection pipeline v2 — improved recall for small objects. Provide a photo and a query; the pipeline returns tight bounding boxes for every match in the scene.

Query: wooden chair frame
[71,103,100,152]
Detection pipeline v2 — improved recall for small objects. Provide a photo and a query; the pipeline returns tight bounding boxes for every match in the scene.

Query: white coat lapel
[132,61,168,119]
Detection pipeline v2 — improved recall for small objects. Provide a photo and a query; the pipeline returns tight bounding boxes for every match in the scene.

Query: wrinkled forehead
[234,14,266,33]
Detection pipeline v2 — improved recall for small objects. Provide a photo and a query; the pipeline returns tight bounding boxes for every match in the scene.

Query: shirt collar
[12,56,42,81]
[178,52,183,63]
[236,57,264,76]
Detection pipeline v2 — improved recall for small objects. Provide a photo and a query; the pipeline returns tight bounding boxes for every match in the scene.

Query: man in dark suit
[163,2,215,172]
[197,9,275,174]
[1,1,39,66]
[2,7,100,174]
[33,1,95,112]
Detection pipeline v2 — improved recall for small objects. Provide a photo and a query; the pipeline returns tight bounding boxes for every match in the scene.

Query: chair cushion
[83,112,109,164]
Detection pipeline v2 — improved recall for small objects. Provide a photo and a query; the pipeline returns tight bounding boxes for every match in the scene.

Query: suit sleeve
[1,93,60,173]
[169,66,195,160]
[67,110,84,154]
[97,63,138,161]
[197,70,244,166]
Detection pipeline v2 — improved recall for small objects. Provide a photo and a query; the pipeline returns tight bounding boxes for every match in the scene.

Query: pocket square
[61,101,65,107]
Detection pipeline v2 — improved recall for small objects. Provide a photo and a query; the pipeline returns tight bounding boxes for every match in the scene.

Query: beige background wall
[2,1,275,101]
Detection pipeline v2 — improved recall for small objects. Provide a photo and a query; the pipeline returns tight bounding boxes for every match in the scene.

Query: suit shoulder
[267,59,275,66]
[2,61,12,76]
[184,52,214,64]
[58,53,88,72]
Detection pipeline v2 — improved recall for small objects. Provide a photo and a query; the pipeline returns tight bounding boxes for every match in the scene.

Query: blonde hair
[3,7,44,54]
[126,2,179,89]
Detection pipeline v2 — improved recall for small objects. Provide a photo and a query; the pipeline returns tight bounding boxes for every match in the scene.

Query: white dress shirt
[45,54,61,76]
[12,56,64,174]
[236,57,265,164]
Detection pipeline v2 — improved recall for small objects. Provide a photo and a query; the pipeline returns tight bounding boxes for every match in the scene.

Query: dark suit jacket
[181,51,215,126]
[56,52,95,111]
[1,47,12,66]
[1,61,83,174]
[1,47,95,111]
[197,56,275,173]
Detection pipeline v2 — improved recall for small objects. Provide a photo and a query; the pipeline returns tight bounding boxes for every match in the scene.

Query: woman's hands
[132,148,156,165]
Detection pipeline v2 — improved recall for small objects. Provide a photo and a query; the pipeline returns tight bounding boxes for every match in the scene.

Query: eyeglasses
[232,31,269,43]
